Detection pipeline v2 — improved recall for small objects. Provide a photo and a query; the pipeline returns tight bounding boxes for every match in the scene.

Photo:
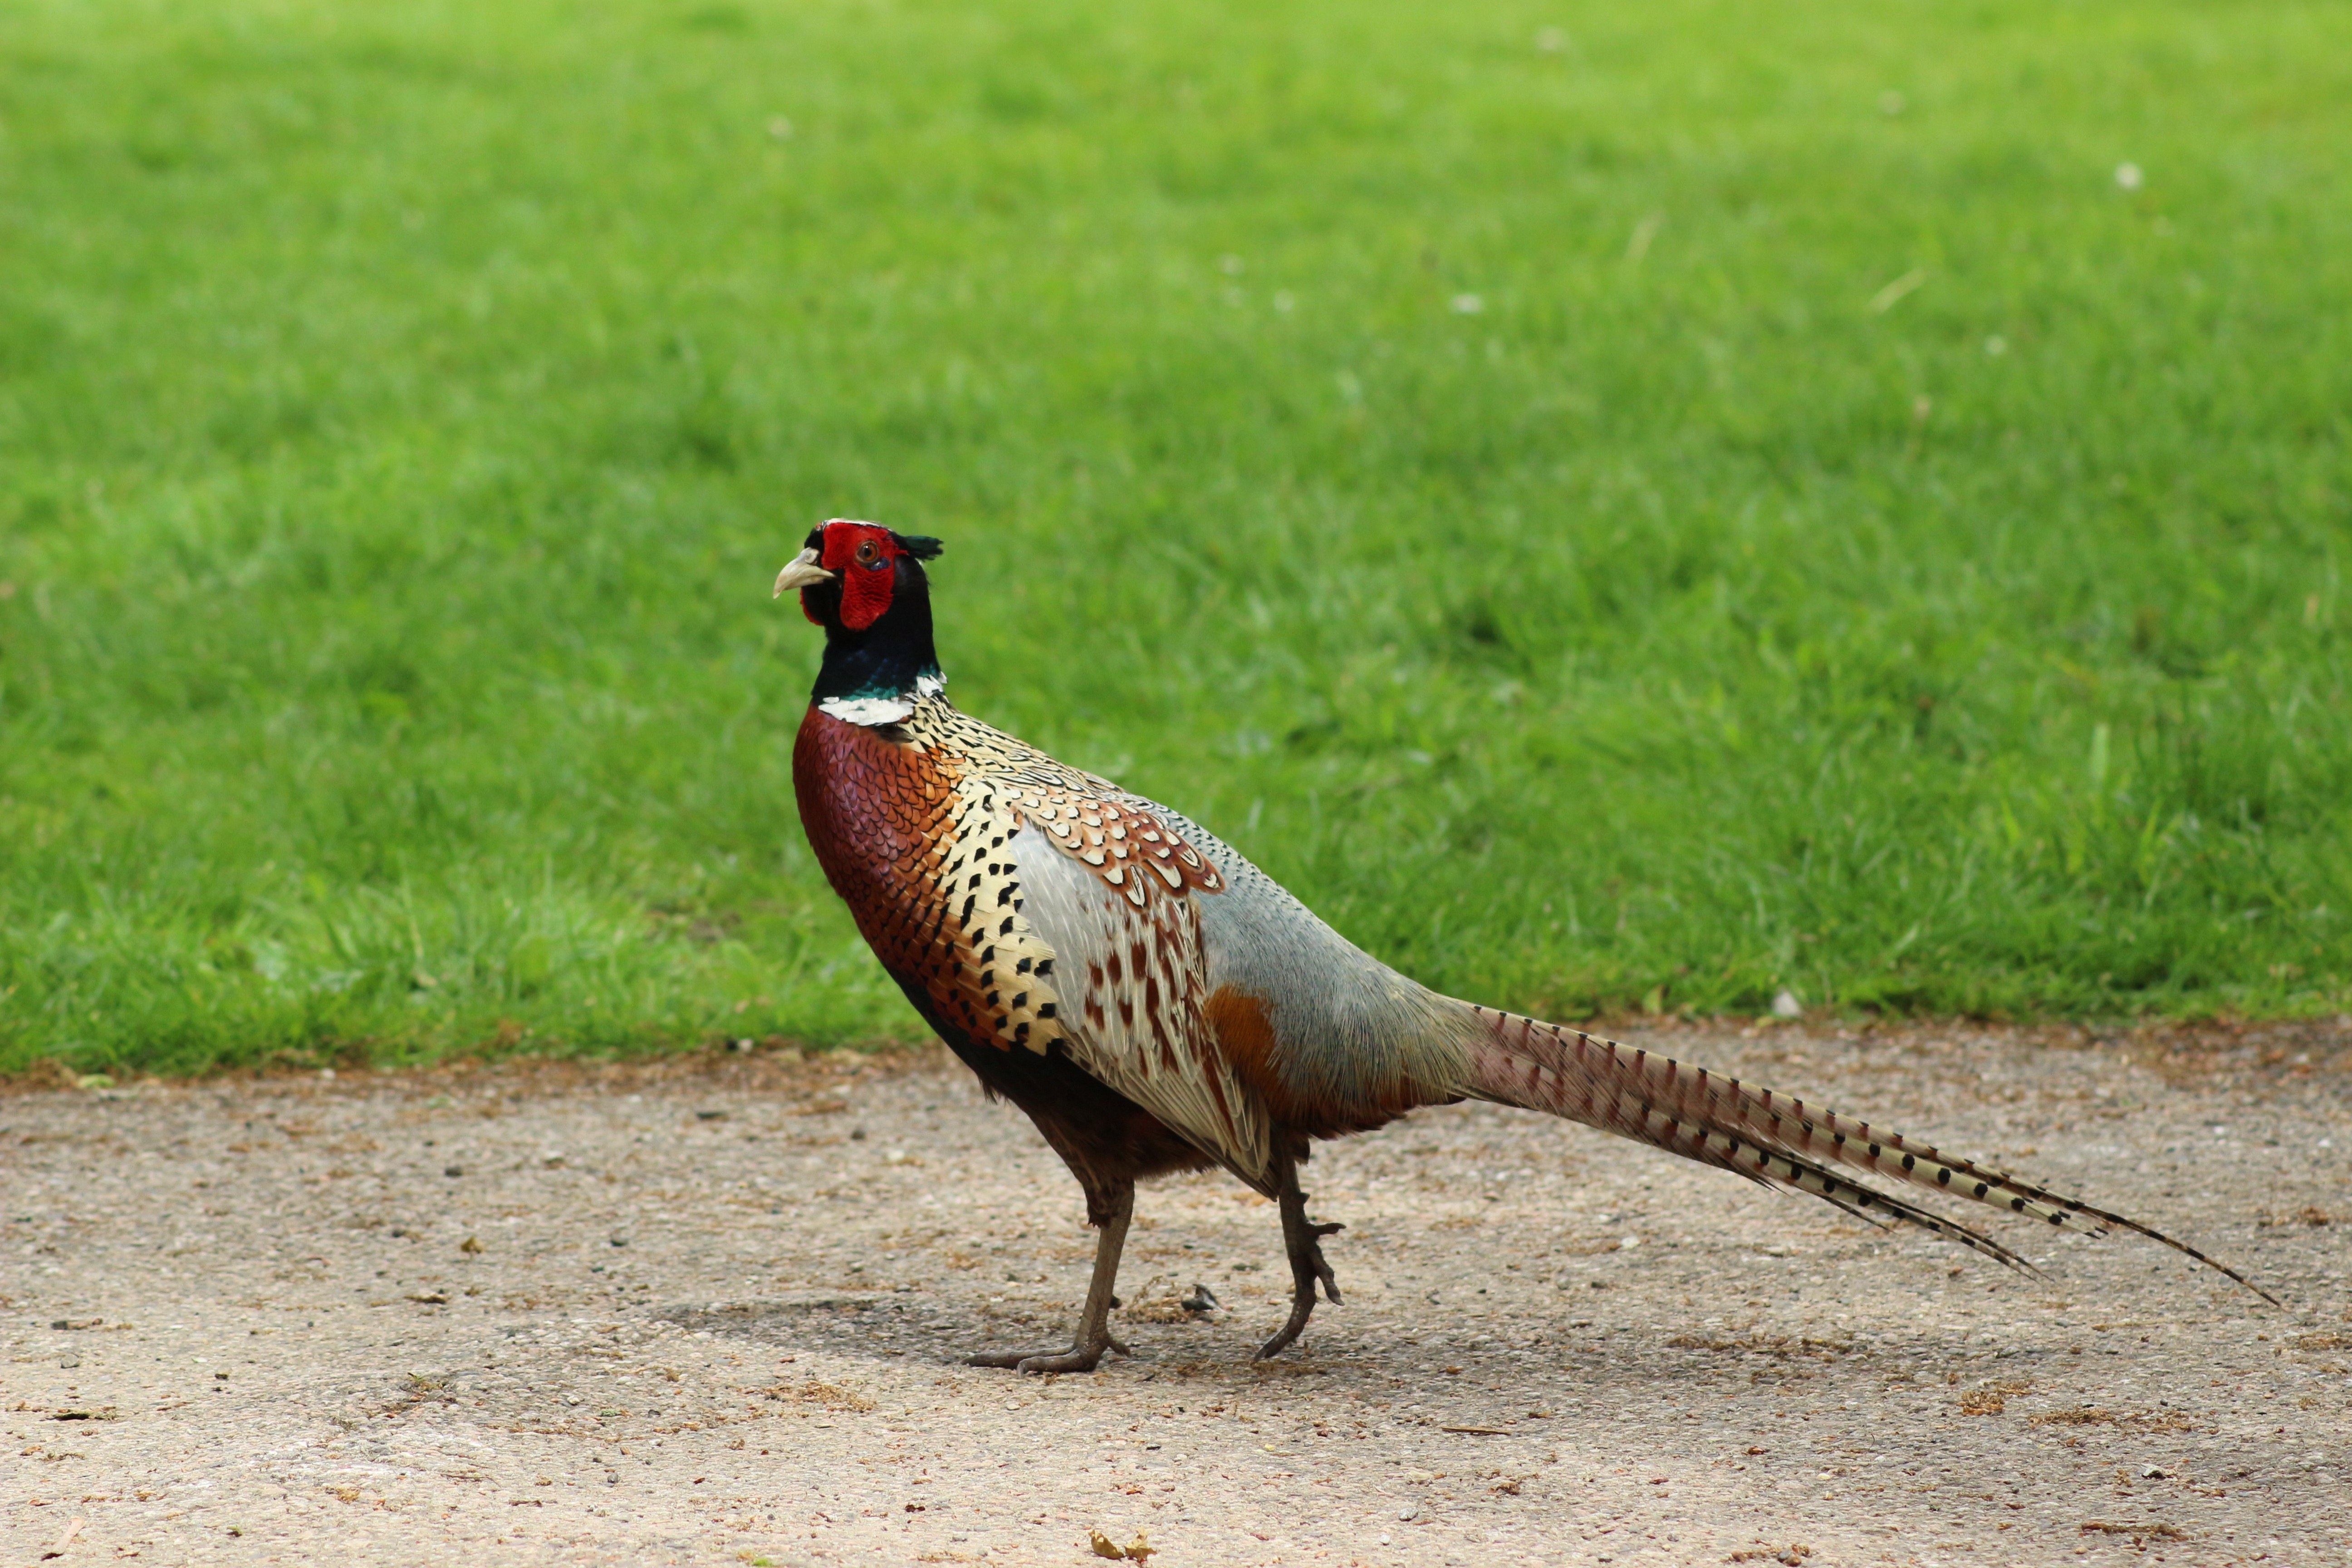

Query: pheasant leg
[1257,1149,1344,1361]
[968,1177,1134,1374]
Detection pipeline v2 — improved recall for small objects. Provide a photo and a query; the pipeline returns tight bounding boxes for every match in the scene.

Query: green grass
[5,0,2351,1077]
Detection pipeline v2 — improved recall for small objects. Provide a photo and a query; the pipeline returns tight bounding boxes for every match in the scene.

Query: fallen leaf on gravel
[50,1318,102,1330]
[1085,1528,1154,1561]
[407,1291,450,1304]
[1441,1426,1508,1436]
[460,1236,484,1254]
[51,1408,118,1421]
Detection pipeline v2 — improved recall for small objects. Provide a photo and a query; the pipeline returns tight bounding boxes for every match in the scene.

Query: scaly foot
[966,1331,1129,1374]
[1256,1217,1343,1361]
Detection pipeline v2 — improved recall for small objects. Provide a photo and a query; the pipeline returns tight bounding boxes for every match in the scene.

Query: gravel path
[5,1024,2349,1567]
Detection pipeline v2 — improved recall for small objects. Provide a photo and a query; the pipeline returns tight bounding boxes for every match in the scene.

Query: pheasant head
[775,519,948,725]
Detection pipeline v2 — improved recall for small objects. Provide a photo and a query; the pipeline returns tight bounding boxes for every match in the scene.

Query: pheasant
[775,519,2273,1372]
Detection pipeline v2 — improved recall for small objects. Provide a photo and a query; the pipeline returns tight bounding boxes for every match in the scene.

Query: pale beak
[772,547,835,598]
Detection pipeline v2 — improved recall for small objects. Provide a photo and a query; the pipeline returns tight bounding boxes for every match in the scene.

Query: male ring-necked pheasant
[777,519,2271,1372]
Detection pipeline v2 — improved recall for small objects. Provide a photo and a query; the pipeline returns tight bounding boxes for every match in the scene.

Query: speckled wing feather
[930,773,1072,1052]
[1014,828,1273,1183]
[895,699,1273,1182]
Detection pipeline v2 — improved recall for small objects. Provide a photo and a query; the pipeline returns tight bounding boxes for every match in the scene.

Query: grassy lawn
[4,0,2350,1076]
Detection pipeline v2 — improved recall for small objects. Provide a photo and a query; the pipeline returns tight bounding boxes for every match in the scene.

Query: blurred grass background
[3,0,2350,1076]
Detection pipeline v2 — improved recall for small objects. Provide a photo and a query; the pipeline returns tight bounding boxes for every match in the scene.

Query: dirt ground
[5,1022,2349,1568]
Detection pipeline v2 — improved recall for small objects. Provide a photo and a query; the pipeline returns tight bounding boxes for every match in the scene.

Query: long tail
[1455,1005,2277,1305]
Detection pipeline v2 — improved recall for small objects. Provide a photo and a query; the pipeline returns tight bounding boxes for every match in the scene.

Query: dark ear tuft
[802,527,826,550]
[894,533,945,560]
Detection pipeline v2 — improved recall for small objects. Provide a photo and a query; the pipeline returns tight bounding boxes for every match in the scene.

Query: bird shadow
[653,1294,1362,1388]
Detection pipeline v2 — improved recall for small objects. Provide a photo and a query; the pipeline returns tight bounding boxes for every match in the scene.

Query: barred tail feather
[1458,1005,2277,1305]
[1638,1104,2045,1276]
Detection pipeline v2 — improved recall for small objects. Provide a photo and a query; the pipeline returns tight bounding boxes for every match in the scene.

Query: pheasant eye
[855,539,881,566]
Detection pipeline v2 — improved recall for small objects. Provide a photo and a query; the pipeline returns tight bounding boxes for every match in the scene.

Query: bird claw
[1257,1217,1344,1361]
[966,1334,1129,1374]
[1307,1220,1345,1303]
[1254,1317,1309,1362]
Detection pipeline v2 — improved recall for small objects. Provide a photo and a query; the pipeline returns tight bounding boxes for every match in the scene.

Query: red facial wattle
[803,522,902,631]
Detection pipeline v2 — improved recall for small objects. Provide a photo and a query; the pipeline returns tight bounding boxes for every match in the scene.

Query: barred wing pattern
[895,698,1272,1181]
